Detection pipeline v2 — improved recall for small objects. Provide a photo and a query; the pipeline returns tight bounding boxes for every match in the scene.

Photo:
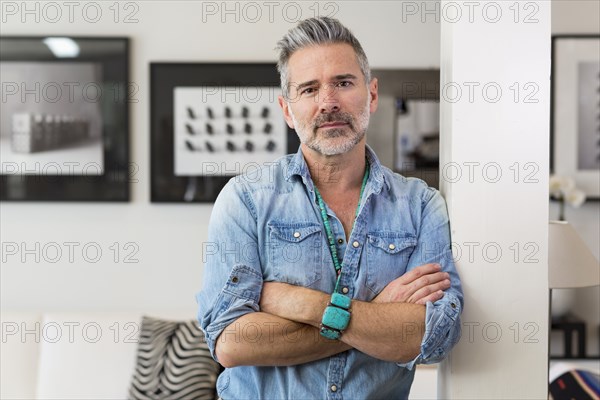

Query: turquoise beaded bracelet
[320,293,352,340]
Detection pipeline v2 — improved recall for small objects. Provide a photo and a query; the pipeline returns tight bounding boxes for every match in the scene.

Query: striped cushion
[129,316,221,400]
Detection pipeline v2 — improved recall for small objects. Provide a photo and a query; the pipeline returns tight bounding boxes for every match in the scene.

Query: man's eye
[301,87,316,95]
[337,81,352,87]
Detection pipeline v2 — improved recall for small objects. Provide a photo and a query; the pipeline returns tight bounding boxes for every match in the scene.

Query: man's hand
[373,263,451,305]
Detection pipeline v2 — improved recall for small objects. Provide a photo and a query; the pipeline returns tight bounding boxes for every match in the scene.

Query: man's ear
[368,77,378,114]
[278,95,295,129]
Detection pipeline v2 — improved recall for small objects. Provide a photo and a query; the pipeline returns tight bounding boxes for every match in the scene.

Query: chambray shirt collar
[284,143,390,194]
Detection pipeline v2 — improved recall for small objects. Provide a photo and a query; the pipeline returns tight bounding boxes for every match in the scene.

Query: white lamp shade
[548,220,600,288]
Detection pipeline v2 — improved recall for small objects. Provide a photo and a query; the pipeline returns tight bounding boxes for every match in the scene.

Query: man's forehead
[287,43,362,84]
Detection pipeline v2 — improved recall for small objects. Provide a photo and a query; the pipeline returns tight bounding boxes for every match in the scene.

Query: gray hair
[275,17,371,99]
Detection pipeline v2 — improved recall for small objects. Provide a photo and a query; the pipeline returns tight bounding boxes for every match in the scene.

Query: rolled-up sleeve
[195,179,263,362]
[397,187,463,370]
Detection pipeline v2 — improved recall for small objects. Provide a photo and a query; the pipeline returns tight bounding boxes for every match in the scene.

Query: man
[197,17,463,399]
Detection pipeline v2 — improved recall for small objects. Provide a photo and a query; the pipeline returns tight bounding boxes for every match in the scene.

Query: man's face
[279,43,378,156]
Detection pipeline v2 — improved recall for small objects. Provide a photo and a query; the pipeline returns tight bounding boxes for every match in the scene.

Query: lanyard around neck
[313,160,370,293]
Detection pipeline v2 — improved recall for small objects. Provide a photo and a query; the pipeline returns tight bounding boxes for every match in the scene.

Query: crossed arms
[197,180,463,369]
[215,263,451,368]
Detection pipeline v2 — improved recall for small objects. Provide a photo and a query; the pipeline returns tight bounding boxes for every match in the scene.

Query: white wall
[438,1,551,397]
[552,0,600,34]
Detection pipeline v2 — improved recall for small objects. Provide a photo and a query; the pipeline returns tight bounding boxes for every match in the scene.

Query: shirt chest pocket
[365,231,417,295]
[268,222,323,287]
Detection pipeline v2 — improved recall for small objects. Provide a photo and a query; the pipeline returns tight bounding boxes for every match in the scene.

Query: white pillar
[438,1,551,398]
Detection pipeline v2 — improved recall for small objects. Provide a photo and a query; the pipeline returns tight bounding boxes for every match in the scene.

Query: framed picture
[0,36,130,202]
[150,63,300,202]
[551,35,600,199]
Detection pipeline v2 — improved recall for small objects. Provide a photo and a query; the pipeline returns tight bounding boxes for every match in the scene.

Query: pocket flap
[268,222,322,243]
[367,231,417,254]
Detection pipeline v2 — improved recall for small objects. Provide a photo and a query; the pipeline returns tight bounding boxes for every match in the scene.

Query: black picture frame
[0,36,130,202]
[550,34,600,200]
[150,63,300,203]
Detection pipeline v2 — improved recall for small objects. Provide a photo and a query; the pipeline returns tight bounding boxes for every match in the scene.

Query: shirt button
[451,303,456,309]
[388,243,396,250]
[330,385,337,392]
[337,238,344,244]
[342,287,349,294]
[352,241,360,248]
[293,231,301,238]
[231,276,239,283]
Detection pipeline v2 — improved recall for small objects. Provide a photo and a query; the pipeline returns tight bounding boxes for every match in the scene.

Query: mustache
[312,113,354,131]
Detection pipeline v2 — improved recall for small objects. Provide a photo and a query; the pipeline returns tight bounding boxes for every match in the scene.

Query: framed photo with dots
[150,63,300,202]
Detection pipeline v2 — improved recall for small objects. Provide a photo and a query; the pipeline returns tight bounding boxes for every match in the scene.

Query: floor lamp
[548,220,600,359]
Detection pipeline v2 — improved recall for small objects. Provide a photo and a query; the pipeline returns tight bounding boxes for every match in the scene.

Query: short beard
[289,94,371,156]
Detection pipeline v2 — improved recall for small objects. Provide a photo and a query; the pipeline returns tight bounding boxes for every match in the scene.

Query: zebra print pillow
[129,316,221,400]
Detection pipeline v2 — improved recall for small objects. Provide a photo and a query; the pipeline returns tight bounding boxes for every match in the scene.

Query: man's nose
[318,83,340,113]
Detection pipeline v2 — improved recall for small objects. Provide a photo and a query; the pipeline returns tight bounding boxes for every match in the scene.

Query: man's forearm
[330,300,425,363]
[215,311,352,368]
[266,287,426,363]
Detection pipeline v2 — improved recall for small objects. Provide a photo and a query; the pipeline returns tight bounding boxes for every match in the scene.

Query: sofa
[1,311,205,399]
[0,311,438,399]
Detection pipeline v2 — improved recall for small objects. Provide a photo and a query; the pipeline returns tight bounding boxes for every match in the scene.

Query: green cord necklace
[313,159,370,294]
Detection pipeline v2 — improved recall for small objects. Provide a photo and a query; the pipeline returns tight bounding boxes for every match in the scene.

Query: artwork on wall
[150,63,300,202]
[551,35,600,199]
[173,86,286,175]
[0,36,130,201]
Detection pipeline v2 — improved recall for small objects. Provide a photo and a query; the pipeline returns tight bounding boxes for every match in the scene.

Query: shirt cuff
[396,292,462,370]
[199,264,263,362]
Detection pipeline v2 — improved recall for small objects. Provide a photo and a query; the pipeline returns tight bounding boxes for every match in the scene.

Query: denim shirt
[196,144,463,400]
